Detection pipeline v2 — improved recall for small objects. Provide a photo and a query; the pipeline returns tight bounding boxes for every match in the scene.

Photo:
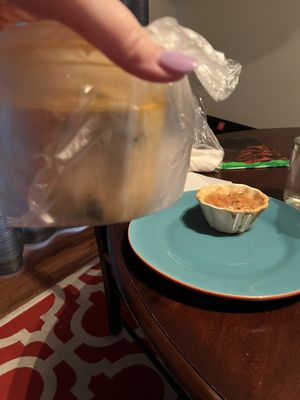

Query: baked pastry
[196,183,269,233]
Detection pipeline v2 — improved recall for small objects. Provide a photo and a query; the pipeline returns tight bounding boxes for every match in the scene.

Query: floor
[0,228,182,399]
[0,227,98,319]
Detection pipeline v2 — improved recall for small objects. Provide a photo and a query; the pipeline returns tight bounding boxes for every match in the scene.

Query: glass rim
[294,136,300,145]
[293,136,300,150]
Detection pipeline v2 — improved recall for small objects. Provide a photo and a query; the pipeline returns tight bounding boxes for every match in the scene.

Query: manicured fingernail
[159,51,197,73]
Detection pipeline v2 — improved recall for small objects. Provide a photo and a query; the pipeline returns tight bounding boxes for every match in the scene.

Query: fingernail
[159,51,197,73]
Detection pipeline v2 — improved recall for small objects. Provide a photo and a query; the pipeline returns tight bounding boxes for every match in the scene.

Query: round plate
[128,191,300,300]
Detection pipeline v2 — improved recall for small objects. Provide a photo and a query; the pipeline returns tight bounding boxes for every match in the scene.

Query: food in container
[196,183,269,233]
[0,21,195,226]
[0,18,241,227]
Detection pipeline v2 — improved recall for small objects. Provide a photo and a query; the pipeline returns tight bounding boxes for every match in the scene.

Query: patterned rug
[0,262,180,400]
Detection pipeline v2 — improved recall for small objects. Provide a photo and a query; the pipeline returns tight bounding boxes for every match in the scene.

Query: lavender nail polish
[159,51,197,73]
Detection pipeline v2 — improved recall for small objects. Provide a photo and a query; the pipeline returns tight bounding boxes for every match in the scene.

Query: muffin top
[196,184,269,213]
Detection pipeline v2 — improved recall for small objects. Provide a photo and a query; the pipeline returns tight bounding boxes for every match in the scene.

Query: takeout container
[196,183,269,233]
[0,21,195,227]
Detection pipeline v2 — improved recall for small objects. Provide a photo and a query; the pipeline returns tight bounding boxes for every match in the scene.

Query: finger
[10,0,197,82]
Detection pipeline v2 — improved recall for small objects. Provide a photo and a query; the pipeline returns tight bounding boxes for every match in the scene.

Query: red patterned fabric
[0,263,180,399]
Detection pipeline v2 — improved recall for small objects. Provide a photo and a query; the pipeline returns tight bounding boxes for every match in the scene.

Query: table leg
[94,226,122,335]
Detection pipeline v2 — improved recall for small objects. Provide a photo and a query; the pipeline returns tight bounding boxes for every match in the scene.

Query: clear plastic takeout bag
[0,18,241,227]
[148,18,241,173]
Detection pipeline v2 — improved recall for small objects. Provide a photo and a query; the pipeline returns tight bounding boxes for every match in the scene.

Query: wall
[150,0,300,128]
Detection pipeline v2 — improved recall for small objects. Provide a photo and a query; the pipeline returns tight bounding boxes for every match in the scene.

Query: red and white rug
[0,261,180,400]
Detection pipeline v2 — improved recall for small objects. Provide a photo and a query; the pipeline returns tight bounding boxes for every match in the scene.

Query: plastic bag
[148,18,241,173]
[148,18,241,102]
[0,21,193,227]
[0,18,240,227]
[189,99,225,173]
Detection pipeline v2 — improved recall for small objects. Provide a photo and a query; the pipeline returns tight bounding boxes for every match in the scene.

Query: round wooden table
[106,128,300,400]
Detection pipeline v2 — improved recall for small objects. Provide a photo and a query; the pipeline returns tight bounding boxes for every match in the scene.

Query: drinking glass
[283,136,300,210]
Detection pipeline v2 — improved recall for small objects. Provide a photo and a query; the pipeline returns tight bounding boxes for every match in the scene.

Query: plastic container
[0,21,195,227]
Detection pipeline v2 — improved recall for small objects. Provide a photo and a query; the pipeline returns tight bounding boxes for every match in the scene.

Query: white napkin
[184,171,231,192]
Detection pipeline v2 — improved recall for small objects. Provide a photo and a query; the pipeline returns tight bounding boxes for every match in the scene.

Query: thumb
[11,0,197,82]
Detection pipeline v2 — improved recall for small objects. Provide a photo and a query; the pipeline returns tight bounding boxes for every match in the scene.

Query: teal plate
[128,191,300,300]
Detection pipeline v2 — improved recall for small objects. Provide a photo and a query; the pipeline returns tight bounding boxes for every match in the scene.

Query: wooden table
[106,128,300,400]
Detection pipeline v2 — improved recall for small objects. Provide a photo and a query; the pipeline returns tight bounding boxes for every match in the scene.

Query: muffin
[196,183,269,233]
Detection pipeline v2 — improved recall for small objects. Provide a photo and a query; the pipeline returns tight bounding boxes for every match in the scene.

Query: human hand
[9,0,197,82]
